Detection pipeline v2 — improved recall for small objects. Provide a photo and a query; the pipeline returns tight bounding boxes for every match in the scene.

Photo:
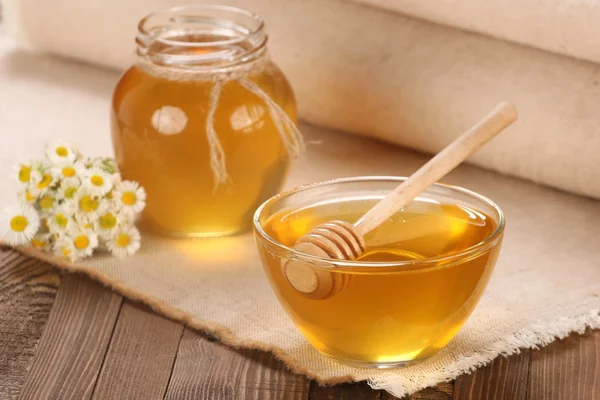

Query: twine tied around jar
[138,52,305,189]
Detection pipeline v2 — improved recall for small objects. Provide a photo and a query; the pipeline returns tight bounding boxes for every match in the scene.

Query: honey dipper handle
[355,102,518,236]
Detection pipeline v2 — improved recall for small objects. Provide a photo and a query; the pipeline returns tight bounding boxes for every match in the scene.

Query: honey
[259,197,501,366]
[111,7,299,237]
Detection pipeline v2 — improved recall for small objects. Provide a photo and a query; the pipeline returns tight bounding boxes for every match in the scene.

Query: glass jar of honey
[111,5,302,237]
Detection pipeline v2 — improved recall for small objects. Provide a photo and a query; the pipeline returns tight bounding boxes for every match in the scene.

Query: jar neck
[136,5,268,75]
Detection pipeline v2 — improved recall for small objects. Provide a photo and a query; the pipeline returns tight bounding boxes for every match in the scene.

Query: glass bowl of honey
[253,176,505,368]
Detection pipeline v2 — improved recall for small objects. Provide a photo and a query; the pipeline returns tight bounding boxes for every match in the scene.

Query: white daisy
[56,177,81,201]
[81,167,114,196]
[51,160,83,180]
[63,227,98,260]
[46,140,77,164]
[106,225,141,258]
[31,232,52,251]
[113,181,146,216]
[96,207,120,238]
[74,189,106,221]
[53,237,76,261]
[32,169,56,194]
[0,204,40,245]
[47,203,76,234]
[18,188,41,205]
[38,193,58,215]
[12,160,39,186]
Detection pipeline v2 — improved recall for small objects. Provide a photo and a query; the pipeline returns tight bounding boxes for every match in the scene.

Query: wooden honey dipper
[283,102,518,300]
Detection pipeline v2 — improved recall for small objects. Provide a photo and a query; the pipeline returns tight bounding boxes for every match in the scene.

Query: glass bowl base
[322,352,433,369]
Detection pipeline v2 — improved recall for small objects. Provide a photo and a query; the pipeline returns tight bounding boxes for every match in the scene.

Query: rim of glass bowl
[253,176,506,270]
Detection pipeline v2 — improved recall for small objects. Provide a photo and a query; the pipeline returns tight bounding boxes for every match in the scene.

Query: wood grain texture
[309,380,453,400]
[91,301,184,400]
[165,330,248,399]
[529,330,600,400]
[165,329,310,400]
[398,382,454,400]
[309,381,382,400]
[0,248,60,400]
[453,351,529,400]
[237,348,311,400]
[18,274,123,400]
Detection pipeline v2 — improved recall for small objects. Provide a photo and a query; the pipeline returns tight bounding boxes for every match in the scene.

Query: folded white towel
[3,0,600,199]
[350,0,600,64]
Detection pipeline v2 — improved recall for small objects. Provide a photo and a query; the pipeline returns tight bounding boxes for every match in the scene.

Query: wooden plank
[18,274,123,400]
[309,380,453,400]
[309,381,381,400]
[0,248,60,400]
[238,349,311,400]
[165,329,311,400]
[164,329,248,399]
[411,382,454,400]
[453,351,529,400]
[395,382,454,400]
[529,330,600,400]
[91,301,184,400]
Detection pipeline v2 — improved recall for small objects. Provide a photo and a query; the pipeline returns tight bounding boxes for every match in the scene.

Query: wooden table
[1,247,598,400]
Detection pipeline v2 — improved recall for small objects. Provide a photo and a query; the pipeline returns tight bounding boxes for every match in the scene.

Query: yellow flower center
[90,175,104,187]
[74,235,90,250]
[19,166,31,183]
[10,216,28,232]
[56,146,69,157]
[116,233,131,248]
[31,238,46,249]
[122,192,136,206]
[39,195,55,210]
[25,191,36,203]
[99,213,117,230]
[79,195,99,212]
[62,166,76,177]
[55,213,68,228]
[65,187,77,199]
[61,247,71,258]
[37,174,53,189]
